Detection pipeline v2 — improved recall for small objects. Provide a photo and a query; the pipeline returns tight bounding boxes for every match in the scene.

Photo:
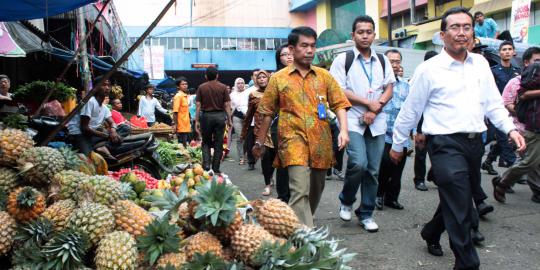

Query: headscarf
[232,77,245,92]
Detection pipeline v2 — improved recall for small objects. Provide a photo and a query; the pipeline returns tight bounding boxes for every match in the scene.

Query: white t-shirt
[67,97,111,135]
[230,89,251,115]
[137,96,167,123]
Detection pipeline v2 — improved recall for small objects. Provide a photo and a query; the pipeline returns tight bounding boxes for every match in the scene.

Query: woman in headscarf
[229,77,250,165]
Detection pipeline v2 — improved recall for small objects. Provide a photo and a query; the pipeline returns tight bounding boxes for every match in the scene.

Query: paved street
[222,150,540,270]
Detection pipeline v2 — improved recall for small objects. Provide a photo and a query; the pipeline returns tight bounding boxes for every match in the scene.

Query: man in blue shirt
[474,11,499,38]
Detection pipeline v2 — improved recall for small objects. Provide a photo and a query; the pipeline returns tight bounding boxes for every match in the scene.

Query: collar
[353,46,376,62]
[287,64,317,76]
[440,48,474,67]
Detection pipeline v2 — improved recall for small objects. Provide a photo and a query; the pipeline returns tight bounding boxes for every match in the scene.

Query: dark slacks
[262,146,275,185]
[200,111,226,173]
[414,143,434,182]
[377,143,407,202]
[423,134,482,270]
[485,121,516,165]
[244,126,256,165]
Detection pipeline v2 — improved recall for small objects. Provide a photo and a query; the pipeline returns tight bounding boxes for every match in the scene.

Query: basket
[131,127,174,135]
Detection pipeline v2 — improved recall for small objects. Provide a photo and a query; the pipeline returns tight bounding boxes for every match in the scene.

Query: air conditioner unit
[394,29,407,39]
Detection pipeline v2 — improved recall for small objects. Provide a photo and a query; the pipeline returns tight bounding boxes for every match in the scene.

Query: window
[159,37,167,46]
[266,38,275,50]
[191,38,199,49]
[492,12,508,32]
[175,38,182,49]
[182,38,190,49]
[238,38,251,50]
[259,38,266,50]
[151,38,159,46]
[253,38,260,50]
[167,37,175,49]
[229,38,237,50]
[144,39,150,46]
[199,38,207,49]
[532,2,540,26]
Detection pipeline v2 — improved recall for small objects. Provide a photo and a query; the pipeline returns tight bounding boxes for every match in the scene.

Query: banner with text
[510,0,531,43]
[143,45,165,80]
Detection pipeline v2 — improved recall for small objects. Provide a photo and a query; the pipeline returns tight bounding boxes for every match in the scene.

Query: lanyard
[359,57,373,88]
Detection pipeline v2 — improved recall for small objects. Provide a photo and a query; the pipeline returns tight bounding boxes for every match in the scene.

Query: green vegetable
[13,80,76,102]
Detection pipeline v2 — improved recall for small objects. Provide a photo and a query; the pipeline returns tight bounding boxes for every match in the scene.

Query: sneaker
[333,169,345,181]
[339,205,352,221]
[360,218,379,232]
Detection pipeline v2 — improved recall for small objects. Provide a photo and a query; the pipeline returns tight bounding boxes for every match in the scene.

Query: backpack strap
[345,50,386,78]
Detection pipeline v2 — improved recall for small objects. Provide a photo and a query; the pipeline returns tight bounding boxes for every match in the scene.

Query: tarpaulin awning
[49,47,145,78]
[0,22,25,57]
[0,0,97,21]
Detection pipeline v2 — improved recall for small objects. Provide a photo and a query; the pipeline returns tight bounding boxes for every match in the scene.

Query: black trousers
[327,120,345,175]
[200,111,226,173]
[414,143,434,182]
[422,134,482,270]
[244,126,256,165]
[262,146,275,185]
[485,121,516,165]
[377,143,407,202]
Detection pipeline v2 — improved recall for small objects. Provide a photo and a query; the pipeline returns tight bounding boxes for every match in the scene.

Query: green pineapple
[95,231,138,270]
[11,241,47,270]
[17,146,65,186]
[119,182,137,200]
[41,228,90,270]
[67,202,115,246]
[49,170,88,201]
[58,146,84,171]
[193,180,237,227]
[180,252,229,270]
[137,218,181,266]
[14,217,54,247]
[74,175,121,206]
[0,166,19,193]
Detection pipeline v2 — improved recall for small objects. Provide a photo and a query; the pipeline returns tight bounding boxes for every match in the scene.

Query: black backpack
[515,63,540,130]
[344,50,386,77]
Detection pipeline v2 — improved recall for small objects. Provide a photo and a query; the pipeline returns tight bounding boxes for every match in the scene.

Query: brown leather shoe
[492,177,507,203]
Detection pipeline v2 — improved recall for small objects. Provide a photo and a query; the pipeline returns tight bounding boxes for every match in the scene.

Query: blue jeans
[339,128,385,220]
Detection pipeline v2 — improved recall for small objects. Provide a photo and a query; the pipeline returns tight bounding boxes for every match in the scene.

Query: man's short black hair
[499,40,515,51]
[205,67,218,81]
[145,84,155,89]
[441,7,474,32]
[175,76,188,86]
[424,50,438,61]
[384,49,402,59]
[0,74,10,82]
[288,26,317,46]
[522,46,540,63]
[352,15,375,32]
[473,11,484,18]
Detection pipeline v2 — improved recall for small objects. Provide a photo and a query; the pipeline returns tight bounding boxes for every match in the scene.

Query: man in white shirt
[329,15,395,233]
[137,84,168,126]
[67,77,121,156]
[389,7,525,270]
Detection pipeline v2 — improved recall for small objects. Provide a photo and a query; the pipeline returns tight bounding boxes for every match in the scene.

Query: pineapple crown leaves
[193,180,238,228]
[146,182,191,222]
[290,227,330,256]
[251,240,302,269]
[137,217,181,266]
[16,187,40,208]
[41,228,90,270]
[11,241,48,269]
[58,147,83,170]
[180,252,228,270]
[157,265,178,270]
[14,218,54,247]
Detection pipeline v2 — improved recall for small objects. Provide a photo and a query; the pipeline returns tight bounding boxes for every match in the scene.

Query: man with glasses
[390,7,525,270]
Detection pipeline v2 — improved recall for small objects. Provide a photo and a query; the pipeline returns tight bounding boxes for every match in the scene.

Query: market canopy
[0,0,97,21]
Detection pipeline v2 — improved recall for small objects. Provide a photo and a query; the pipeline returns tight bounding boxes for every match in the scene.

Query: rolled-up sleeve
[257,76,279,117]
[326,73,351,112]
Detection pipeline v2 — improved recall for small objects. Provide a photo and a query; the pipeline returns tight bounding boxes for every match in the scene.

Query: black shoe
[375,197,383,210]
[248,164,255,170]
[471,228,485,245]
[506,186,515,193]
[498,160,513,168]
[532,194,540,203]
[481,161,498,175]
[427,169,435,182]
[476,202,494,217]
[384,200,404,210]
[420,228,443,256]
[415,181,428,191]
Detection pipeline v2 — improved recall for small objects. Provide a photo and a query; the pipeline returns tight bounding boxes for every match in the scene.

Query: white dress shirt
[230,89,251,115]
[391,49,516,152]
[137,96,167,123]
[329,46,396,136]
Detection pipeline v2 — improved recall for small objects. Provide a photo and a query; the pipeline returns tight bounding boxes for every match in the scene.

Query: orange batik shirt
[172,91,191,133]
[257,65,351,169]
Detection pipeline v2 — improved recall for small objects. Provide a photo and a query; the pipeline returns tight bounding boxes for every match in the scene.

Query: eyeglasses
[280,53,292,57]
[446,24,473,33]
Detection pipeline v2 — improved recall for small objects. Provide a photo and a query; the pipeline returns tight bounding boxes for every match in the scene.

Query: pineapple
[111,200,154,237]
[119,182,137,200]
[156,252,187,269]
[137,218,181,266]
[209,211,243,245]
[0,128,34,167]
[7,186,46,222]
[95,231,138,270]
[230,224,275,265]
[41,228,90,270]
[17,146,65,186]
[42,199,76,231]
[49,170,88,201]
[75,175,121,205]
[252,198,301,238]
[185,232,224,261]
[181,252,228,270]
[0,211,16,255]
[0,166,18,192]
[67,202,115,246]
[58,146,84,171]
[14,218,54,247]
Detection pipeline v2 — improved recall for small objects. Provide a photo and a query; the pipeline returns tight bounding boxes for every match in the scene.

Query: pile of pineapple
[0,127,355,270]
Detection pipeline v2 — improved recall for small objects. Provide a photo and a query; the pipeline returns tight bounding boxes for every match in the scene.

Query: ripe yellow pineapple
[185,232,224,261]
[0,211,16,256]
[111,200,154,237]
[49,170,88,201]
[252,198,301,238]
[74,175,121,206]
[230,224,275,265]
[7,186,46,222]
[17,146,65,185]
[0,128,34,167]
[0,166,18,192]
[42,199,76,231]
[209,211,243,244]
[67,202,115,246]
[156,252,187,269]
[95,231,138,270]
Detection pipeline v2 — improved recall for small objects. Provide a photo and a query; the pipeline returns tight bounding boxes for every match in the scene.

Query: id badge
[317,103,326,120]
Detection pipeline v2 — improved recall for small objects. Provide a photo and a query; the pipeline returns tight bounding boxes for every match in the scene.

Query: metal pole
[388,0,392,45]
[40,0,178,146]
[409,0,416,24]
[77,7,91,93]
[32,0,111,117]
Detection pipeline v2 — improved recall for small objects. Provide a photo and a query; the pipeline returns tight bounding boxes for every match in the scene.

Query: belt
[202,110,224,113]
[428,132,482,139]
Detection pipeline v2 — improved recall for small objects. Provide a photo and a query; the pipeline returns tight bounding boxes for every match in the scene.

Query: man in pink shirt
[499,47,540,203]
[110,98,131,137]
